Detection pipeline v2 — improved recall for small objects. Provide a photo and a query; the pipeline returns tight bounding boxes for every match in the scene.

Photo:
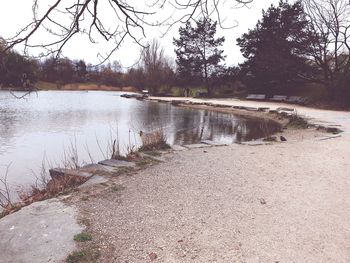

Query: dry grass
[138,130,170,152]
[0,164,15,217]
[1,170,88,218]
[36,81,138,92]
[21,174,87,204]
[287,113,309,129]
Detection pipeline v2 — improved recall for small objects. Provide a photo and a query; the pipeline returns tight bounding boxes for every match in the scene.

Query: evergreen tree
[237,0,316,95]
[173,18,225,94]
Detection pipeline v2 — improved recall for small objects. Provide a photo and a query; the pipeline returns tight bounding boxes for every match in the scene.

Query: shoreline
[148,96,349,131]
[1,98,349,262]
[149,99,289,126]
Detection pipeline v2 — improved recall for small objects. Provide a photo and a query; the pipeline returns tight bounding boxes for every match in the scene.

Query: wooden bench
[246,94,266,100]
[286,96,309,105]
[270,95,287,102]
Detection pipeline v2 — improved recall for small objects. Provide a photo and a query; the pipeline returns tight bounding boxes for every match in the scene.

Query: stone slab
[81,163,119,173]
[317,134,342,141]
[277,107,296,112]
[171,145,188,151]
[98,159,136,168]
[242,106,259,111]
[0,199,83,263]
[258,107,270,112]
[183,143,212,149]
[49,168,93,180]
[78,175,109,189]
[240,141,272,146]
[201,140,228,146]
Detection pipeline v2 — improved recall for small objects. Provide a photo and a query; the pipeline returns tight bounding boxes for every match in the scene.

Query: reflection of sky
[0,91,280,186]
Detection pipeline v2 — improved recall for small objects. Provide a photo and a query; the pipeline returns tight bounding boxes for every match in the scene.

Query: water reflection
[0,91,280,186]
[133,102,280,145]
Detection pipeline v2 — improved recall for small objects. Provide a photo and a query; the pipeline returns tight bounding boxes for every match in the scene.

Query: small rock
[280,136,287,142]
[259,198,266,205]
[149,252,158,261]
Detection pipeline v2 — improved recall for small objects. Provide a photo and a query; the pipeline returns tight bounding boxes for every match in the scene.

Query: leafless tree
[141,39,174,93]
[303,0,350,98]
[2,0,253,62]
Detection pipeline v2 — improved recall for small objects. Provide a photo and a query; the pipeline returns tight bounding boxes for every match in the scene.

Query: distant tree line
[1,0,350,106]
[0,40,172,90]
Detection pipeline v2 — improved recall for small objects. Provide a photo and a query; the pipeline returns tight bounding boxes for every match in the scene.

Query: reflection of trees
[1,92,282,159]
[168,109,280,144]
[0,108,18,154]
[133,102,282,144]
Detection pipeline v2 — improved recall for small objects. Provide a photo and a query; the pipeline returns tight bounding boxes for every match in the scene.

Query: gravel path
[71,99,350,262]
[75,127,350,262]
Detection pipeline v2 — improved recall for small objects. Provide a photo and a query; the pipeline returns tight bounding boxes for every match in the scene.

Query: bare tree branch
[2,0,254,63]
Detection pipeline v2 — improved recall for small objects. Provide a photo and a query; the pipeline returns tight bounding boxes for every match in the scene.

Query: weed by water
[287,114,309,129]
[138,130,170,152]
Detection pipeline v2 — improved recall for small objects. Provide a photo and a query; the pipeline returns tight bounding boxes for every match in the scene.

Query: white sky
[0,0,280,68]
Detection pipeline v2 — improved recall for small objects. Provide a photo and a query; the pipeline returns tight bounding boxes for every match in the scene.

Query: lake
[0,90,281,187]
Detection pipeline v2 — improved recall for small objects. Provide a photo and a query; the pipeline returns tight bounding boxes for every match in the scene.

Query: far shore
[0,81,139,93]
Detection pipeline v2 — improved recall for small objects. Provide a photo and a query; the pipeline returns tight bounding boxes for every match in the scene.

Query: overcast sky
[0,0,280,68]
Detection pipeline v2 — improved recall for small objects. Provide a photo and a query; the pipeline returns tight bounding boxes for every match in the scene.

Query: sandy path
[73,99,350,262]
[76,136,350,262]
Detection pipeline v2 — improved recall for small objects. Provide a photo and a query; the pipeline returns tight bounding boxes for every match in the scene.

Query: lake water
[0,90,281,187]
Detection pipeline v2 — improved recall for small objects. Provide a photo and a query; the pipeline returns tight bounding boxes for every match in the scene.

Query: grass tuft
[287,114,309,129]
[66,249,99,263]
[73,232,92,242]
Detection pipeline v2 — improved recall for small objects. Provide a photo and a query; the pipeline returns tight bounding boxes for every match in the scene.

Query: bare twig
[0,163,14,209]
[2,0,254,63]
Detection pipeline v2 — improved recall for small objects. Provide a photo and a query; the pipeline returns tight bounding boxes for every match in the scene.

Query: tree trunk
[204,63,210,95]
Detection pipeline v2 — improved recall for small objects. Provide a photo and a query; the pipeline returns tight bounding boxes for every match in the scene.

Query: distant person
[185,87,190,97]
